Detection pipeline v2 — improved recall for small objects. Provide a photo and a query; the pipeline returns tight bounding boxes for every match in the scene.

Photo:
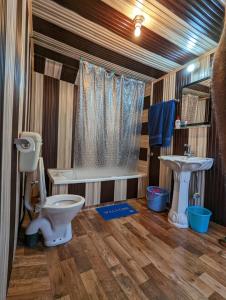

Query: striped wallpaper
[149,51,226,226]
[34,51,79,84]
[139,82,151,175]
[0,0,31,298]
[30,71,76,171]
[30,59,151,204]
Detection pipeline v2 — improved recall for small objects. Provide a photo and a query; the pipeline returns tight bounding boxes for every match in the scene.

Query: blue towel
[162,100,175,147]
[148,102,164,146]
[148,100,175,147]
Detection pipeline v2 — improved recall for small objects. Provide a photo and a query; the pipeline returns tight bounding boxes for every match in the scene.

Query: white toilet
[26,157,85,246]
[16,132,85,247]
[41,194,85,246]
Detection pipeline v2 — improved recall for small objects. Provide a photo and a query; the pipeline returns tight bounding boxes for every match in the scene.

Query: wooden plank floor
[7,199,226,300]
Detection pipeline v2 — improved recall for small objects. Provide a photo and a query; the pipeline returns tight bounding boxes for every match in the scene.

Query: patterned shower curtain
[73,60,145,174]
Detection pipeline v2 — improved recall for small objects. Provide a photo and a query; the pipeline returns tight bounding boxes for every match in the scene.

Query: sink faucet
[184,144,193,157]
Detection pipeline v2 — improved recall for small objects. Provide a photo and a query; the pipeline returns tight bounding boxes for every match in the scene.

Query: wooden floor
[7,199,226,300]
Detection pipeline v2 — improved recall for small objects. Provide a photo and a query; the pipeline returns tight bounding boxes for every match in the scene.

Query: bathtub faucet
[184,144,193,157]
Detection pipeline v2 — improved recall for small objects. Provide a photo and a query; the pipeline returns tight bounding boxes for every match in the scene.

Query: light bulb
[134,26,141,37]
[187,63,195,73]
[133,15,144,37]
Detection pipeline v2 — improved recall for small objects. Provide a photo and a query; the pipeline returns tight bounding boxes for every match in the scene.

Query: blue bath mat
[96,203,138,221]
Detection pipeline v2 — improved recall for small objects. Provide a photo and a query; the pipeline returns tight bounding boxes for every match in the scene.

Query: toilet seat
[38,158,85,211]
[43,194,85,211]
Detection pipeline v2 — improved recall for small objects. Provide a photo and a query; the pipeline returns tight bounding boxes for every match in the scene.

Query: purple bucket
[146,186,169,212]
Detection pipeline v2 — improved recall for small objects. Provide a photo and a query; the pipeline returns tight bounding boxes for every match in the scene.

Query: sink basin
[158,155,213,229]
[159,155,213,172]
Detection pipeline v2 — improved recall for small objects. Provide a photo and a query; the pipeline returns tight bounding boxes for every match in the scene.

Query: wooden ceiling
[32,0,225,82]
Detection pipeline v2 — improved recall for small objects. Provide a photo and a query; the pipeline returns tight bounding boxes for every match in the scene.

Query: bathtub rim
[47,168,147,185]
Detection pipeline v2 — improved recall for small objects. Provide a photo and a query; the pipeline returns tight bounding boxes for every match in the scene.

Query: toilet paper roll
[16,137,36,153]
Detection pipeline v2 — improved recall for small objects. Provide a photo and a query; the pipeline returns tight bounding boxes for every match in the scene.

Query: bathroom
[1,0,226,299]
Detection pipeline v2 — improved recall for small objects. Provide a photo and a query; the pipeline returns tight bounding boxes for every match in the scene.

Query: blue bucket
[187,206,212,233]
[146,186,169,212]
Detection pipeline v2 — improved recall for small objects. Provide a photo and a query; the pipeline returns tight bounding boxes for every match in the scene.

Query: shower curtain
[73,61,145,175]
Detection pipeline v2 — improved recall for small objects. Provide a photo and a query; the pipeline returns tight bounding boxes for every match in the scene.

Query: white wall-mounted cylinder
[18,132,42,172]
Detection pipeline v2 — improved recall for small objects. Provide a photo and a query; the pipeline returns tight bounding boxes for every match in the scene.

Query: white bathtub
[47,167,146,185]
[47,168,147,207]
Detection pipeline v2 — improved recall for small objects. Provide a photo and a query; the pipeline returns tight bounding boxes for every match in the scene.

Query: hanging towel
[162,100,176,147]
[148,102,164,146]
[148,100,176,147]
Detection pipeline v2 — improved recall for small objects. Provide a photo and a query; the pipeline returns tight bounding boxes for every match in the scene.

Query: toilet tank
[19,132,42,172]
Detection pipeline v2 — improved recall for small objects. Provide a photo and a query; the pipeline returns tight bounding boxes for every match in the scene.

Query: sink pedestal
[168,171,191,228]
[158,155,213,229]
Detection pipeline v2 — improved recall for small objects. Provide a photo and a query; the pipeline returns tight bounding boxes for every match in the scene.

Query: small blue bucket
[146,186,169,212]
[187,206,212,233]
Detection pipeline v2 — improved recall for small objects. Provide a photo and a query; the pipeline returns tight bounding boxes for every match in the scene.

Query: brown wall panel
[60,64,78,84]
[34,54,45,73]
[100,180,115,203]
[141,122,148,135]
[175,68,191,117]
[143,96,151,110]
[127,178,138,199]
[22,6,31,132]
[175,68,192,99]
[152,80,164,104]
[139,148,148,161]
[173,128,189,155]
[205,114,226,225]
[42,76,59,169]
[149,147,161,186]
[68,183,86,197]
[148,79,163,186]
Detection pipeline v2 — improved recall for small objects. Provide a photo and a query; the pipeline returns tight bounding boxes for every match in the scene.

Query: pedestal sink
[158,155,213,228]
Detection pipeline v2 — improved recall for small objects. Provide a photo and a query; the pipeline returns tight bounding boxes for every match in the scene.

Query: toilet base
[44,223,73,247]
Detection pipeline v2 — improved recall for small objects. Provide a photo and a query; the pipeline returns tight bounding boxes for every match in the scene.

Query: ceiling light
[134,26,141,37]
[187,63,196,73]
[187,62,200,73]
[134,15,144,37]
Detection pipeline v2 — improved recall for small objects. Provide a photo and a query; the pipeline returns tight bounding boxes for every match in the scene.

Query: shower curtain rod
[79,56,118,75]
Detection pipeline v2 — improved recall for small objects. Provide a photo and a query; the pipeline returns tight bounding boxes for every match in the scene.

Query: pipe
[24,173,34,211]
[26,217,53,241]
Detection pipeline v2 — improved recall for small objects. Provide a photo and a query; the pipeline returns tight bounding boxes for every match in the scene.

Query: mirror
[181,77,211,126]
